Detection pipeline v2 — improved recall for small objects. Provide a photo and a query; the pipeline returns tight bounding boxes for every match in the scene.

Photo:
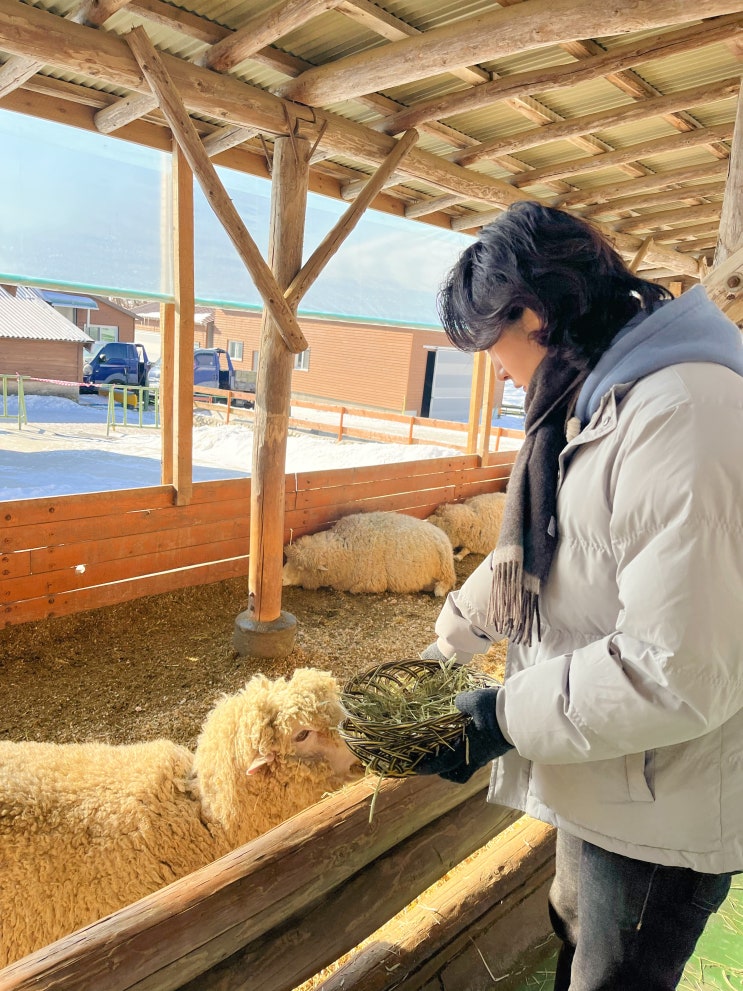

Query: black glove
[415,687,513,784]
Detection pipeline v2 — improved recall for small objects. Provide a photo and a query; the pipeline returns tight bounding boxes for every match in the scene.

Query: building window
[85,324,118,343]
[252,350,260,370]
[228,340,244,361]
[294,349,310,371]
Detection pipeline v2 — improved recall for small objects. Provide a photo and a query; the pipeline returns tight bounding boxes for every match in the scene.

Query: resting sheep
[427,491,507,560]
[282,511,456,596]
[0,667,360,967]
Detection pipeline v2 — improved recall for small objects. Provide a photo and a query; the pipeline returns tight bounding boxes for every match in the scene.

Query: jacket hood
[575,285,743,426]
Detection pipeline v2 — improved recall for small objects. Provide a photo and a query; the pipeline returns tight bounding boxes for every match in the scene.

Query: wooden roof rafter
[2,0,742,282]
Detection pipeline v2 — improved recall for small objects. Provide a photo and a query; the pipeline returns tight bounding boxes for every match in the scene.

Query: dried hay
[339,657,495,779]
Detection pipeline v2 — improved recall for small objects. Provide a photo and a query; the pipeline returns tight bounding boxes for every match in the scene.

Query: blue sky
[0,108,472,328]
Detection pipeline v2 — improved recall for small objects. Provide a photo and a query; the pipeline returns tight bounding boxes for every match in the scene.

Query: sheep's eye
[294,729,311,742]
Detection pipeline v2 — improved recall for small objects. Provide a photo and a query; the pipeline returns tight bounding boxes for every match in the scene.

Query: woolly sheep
[0,667,360,967]
[282,511,456,596]
[427,491,507,560]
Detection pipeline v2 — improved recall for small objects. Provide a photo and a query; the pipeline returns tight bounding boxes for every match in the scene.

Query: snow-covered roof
[0,297,93,343]
[134,303,215,326]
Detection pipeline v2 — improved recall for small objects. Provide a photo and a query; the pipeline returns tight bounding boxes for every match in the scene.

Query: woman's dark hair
[437,201,671,368]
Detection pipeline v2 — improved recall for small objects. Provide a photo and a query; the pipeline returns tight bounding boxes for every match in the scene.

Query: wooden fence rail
[195,394,525,451]
[1,451,517,628]
[0,769,554,991]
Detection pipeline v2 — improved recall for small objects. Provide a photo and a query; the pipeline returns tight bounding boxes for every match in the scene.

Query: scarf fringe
[487,558,541,647]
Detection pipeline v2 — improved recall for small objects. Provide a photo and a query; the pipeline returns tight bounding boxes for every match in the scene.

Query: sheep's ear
[247,753,275,775]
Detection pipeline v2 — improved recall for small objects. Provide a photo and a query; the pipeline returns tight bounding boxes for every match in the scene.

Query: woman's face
[486,308,547,390]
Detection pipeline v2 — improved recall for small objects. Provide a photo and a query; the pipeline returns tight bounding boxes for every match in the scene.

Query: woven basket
[339,658,494,778]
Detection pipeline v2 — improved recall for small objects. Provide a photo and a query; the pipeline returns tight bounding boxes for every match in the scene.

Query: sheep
[427,491,507,560]
[282,511,456,596]
[0,667,360,967]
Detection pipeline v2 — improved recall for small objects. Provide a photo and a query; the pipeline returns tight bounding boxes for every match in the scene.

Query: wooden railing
[192,394,525,451]
[1,451,516,628]
[0,770,555,991]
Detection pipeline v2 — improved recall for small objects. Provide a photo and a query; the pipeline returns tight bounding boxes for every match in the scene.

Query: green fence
[0,374,27,428]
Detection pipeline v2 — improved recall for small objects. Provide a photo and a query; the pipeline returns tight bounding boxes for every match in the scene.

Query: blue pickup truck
[82,341,150,390]
[146,348,254,407]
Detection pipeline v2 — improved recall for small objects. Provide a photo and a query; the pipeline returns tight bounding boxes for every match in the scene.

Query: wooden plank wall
[1,451,516,628]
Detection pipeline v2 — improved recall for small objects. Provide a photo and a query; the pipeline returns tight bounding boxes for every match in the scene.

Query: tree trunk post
[234,134,311,658]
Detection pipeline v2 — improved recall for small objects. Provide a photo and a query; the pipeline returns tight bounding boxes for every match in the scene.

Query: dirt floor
[0,555,505,749]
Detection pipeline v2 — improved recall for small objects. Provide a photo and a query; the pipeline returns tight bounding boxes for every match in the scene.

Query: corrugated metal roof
[0,298,93,342]
[0,0,740,279]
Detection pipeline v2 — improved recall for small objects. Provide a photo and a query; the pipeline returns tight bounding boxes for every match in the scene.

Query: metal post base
[232,609,297,658]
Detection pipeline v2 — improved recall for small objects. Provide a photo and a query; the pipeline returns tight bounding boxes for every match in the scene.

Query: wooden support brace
[285,128,419,306]
[94,92,159,134]
[202,124,260,158]
[629,236,656,273]
[125,25,308,354]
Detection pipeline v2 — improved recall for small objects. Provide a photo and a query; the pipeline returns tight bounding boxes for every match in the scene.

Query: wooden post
[466,351,487,455]
[159,301,175,485]
[233,134,311,658]
[477,362,495,459]
[172,141,194,506]
[714,80,743,268]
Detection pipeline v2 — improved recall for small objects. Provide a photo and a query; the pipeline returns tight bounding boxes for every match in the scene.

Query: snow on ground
[0,394,518,501]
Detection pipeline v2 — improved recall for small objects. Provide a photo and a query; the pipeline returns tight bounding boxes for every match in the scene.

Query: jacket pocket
[625,750,655,802]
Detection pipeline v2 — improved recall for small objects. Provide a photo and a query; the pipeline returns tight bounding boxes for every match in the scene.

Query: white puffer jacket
[433,340,743,871]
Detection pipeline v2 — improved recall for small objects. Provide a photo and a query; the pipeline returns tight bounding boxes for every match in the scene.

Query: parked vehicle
[147,348,254,407]
[82,341,150,391]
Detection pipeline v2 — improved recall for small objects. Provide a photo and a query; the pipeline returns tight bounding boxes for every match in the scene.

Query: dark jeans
[549,830,734,991]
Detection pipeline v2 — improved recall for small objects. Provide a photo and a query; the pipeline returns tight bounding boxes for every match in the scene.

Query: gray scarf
[487,353,586,645]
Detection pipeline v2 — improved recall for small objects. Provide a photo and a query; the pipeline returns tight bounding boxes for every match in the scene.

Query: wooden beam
[581,180,726,217]
[556,160,731,209]
[613,201,722,232]
[125,26,308,354]
[653,221,722,242]
[0,0,701,277]
[336,0,489,86]
[0,0,129,98]
[276,0,743,107]
[286,129,419,306]
[375,14,743,135]
[199,0,341,74]
[510,123,735,188]
[714,81,743,266]
[451,77,741,167]
[405,192,470,219]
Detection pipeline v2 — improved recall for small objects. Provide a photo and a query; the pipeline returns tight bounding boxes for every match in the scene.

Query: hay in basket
[339,657,495,783]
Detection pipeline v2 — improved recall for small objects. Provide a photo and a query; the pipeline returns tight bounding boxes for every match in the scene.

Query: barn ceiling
[0,0,742,284]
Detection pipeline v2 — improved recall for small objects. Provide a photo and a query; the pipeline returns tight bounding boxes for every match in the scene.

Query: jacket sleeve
[501,380,743,764]
[432,552,506,664]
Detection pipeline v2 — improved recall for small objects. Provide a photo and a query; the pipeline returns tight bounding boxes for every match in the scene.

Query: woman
[418,202,743,990]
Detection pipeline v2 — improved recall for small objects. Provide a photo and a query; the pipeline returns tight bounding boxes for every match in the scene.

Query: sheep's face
[283,722,361,779]
[232,669,362,783]
[429,505,468,553]
[282,537,332,587]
